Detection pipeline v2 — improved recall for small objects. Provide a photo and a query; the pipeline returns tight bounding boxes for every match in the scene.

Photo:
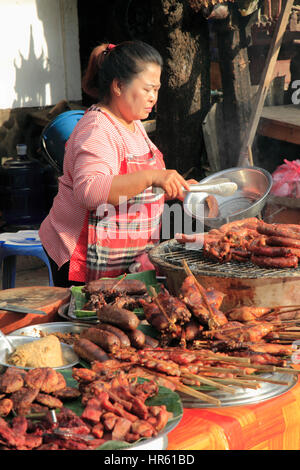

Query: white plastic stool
[0,230,53,289]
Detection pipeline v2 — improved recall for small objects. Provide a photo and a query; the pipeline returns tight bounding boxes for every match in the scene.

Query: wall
[0,0,82,109]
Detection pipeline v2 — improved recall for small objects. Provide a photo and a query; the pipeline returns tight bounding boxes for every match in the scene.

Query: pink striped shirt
[39,107,156,268]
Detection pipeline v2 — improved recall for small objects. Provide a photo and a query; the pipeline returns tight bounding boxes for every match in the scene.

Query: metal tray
[0,335,79,371]
[9,325,298,409]
[180,371,298,408]
[9,321,89,338]
[58,298,98,324]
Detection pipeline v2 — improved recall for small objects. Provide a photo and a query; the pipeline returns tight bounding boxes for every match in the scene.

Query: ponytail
[82,44,109,100]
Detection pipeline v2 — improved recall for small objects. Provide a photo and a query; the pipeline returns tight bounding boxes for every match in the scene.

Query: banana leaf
[60,369,183,450]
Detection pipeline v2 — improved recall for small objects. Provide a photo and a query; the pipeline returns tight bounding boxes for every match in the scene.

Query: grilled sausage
[74,338,109,363]
[97,305,140,331]
[83,278,147,295]
[266,236,300,248]
[257,222,300,240]
[81,327,121,353]
[95,323,131,348]
[251,254,298,269]
[205,195,219,218]
[127,329,146,349]
[248,245,294,257]
[144,335,159,349]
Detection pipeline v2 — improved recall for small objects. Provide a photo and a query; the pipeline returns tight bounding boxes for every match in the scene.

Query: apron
[69,114,165,283]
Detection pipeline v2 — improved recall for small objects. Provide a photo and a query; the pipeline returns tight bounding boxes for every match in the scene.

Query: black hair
[97,40,163,103]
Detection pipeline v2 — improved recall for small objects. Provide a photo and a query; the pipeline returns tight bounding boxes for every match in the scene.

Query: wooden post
[238,0,295,166]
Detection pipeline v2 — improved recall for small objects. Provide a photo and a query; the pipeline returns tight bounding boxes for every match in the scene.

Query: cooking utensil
[183,166,272,229]
[184,181,238,197]
[0,301,46,315]
[153,178,238,197]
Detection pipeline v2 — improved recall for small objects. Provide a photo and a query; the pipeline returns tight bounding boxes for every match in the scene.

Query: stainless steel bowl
[0,335,79,370]
[183,166,272,229]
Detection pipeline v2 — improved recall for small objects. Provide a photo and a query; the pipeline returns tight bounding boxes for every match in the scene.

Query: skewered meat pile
[198,217,300,269]
[73,266,300,370]
[73,344,300,408]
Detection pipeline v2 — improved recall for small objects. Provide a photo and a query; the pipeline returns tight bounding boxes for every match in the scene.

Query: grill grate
[150,240,300,279]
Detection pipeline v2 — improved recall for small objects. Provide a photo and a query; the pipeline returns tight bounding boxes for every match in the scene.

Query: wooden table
[0,286,70,334]
[257,104,300,145]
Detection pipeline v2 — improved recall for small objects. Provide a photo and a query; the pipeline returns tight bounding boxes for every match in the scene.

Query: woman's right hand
[150,169,190,200]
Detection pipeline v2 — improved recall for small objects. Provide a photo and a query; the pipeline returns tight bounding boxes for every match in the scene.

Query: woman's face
[115,63,161,123]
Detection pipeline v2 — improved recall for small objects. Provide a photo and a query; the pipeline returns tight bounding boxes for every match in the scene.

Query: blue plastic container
[41,110,85,174]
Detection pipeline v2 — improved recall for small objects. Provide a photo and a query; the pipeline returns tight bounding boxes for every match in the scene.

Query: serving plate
[57,300,98,324]
[0,335,79,370]
[60,369,183,451]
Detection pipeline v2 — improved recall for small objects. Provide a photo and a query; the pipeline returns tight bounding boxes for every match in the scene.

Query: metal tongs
[185,181,238,197]
[153,177,238,197]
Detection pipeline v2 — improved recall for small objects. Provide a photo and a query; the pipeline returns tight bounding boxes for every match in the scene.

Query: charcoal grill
[149,239,300,310]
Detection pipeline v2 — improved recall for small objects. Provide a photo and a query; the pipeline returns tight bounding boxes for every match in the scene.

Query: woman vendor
[39,40,194,287]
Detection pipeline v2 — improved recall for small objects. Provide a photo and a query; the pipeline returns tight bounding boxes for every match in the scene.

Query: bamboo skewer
[196,366,248,375]
[146,369,221,405]
[112,273,127,290]
[271,332,300,338]
[268,305,300,313]
[176,383,221,406]
[182,372,236,394]
[236,376,290,386]
[200,352,251,364]
[211,376,261,389]
[272,365,300,375]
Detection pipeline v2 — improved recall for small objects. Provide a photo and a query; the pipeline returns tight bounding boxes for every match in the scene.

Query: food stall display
[2,219,300,449]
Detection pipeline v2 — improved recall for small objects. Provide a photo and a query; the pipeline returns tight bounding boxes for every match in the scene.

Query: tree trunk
[152,0,211,180]
[214,11,253,168]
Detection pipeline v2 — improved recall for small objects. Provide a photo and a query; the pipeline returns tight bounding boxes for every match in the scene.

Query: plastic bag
[270,159,300,198]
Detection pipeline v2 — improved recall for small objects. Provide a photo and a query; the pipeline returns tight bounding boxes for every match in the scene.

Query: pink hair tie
[103,43,116,55]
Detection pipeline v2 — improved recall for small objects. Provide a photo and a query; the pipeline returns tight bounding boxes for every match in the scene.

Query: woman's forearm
[107,170,153,205]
